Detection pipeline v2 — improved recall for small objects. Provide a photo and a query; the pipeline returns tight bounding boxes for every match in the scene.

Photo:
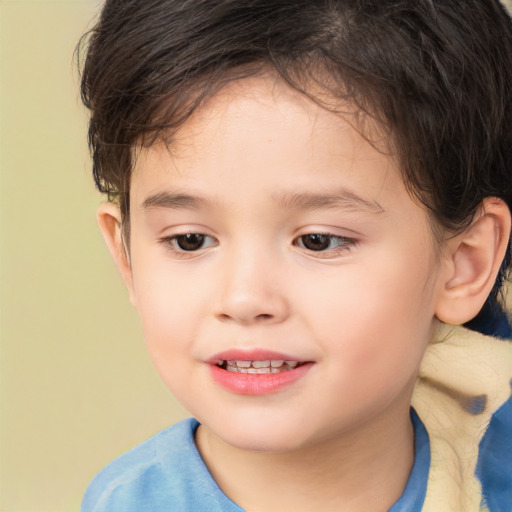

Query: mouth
[208,350,313,395]
[216,359,302,374]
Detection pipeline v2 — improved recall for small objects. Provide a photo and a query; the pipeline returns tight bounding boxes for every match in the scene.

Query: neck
[195,401,415,512]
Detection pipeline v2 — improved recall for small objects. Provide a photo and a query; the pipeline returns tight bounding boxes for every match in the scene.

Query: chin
[222,430,305,453]
[205,414,316,453]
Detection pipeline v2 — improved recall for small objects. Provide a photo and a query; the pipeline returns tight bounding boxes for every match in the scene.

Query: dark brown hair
[78,0,512,331]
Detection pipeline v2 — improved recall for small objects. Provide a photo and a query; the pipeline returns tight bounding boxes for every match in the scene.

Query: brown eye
[159,232,217,255]
[299,234,331,251]
[174,233,206,251]
[295,233,355,255]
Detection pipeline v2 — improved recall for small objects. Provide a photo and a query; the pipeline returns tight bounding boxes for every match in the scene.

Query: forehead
[130,76,415,218]
[179,78,385,164]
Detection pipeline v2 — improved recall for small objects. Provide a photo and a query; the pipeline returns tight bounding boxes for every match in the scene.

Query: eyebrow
[142,192,212,210]
[272,189,385,214]
[141,188,385,214]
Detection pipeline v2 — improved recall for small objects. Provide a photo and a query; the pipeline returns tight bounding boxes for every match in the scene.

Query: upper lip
[207,349,307,364]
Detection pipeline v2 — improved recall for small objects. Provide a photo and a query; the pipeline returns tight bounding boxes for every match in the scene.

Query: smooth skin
[98,76,511,512]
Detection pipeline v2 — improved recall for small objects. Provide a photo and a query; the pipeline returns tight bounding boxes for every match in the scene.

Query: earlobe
[96,203,138,309]
[435,198,511,325]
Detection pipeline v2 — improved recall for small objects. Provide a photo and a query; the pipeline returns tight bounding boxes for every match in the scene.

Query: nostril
[216,312,274,323]
[256,313,273,321]
[214,290,288,324]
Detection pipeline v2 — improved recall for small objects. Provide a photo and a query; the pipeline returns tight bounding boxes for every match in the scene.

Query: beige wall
[0,2,188,511]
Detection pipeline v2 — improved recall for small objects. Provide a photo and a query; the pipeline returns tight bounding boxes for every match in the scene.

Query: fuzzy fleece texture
[413,324,512,511]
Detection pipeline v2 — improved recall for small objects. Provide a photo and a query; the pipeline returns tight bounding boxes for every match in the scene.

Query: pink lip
[207,349,313,396]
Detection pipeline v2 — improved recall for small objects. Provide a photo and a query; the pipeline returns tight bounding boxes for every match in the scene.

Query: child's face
[125,76,447,452]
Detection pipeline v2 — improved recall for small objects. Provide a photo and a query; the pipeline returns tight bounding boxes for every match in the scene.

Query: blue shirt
[82,410,432,512]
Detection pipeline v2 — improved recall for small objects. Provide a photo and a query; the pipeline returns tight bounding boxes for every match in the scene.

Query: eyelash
[293,233,356,257]
[158,232,357,258]
[159,233,217,255]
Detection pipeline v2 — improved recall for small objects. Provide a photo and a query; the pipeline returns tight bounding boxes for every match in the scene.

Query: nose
[214,247,289,325]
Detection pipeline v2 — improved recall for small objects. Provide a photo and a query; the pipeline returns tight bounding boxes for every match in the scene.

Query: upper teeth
[218,360,299,374]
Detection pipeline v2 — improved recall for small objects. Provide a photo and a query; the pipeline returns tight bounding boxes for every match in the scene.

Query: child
[78,1,512,511]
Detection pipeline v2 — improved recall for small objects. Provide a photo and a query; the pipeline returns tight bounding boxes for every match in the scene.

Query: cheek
[133,278,202,400]
[130,253,201,357]
[297,252,437,373]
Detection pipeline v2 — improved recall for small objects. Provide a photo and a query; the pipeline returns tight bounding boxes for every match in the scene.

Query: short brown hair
[78,0,512,328]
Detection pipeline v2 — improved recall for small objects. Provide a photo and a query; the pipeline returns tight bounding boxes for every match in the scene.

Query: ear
[97,203,138,309]
[435,198,511,325]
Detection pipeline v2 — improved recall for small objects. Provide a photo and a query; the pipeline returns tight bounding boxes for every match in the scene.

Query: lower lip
[209,363,313,395]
